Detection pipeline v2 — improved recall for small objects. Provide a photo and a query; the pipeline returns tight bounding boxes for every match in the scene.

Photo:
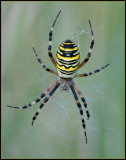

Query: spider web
[2,2,124,159]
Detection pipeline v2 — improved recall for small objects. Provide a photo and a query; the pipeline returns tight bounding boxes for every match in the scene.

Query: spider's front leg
[78,20,94,69]
[33,47,58,76]
[48,10,61,67]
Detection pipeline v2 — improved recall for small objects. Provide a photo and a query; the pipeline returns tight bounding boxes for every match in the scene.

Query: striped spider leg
[78,19,94,69]
[32,81,60,126]
[32,47,58,76]
[7,79,59,109]
[48,10,61,67]
[32,10,62,75]
[70,83,88,143]
[72,82,90,120]
[76,64,109,78]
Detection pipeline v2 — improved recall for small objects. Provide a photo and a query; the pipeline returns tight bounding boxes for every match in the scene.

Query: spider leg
[75,64,109,78]
[7,79,59,109]
[48,10,61,67]
[32,82,60,126]
[78,20,94,69]
[72,82,90,120]
[70,84,87,143]
[32,47,58,76]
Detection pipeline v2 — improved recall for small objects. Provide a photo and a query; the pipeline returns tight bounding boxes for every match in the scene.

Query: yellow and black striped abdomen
[56,40,80,78]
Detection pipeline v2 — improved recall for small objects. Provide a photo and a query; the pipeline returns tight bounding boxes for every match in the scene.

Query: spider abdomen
[56,40,80,78]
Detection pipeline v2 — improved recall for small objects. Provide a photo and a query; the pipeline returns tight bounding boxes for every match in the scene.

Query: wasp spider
[7,10,109,143]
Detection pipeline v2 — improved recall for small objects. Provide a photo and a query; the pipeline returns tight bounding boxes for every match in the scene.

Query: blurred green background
[2,1,125,159]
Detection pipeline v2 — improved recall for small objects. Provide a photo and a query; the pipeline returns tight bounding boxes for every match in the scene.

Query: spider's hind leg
[72,82,90,120]
[31,81,60,126]
[70,83,88,143]
[7,79,59,109]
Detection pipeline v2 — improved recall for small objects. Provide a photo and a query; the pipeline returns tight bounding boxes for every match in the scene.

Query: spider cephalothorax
[58,77,73,91]
[7,10,109,143]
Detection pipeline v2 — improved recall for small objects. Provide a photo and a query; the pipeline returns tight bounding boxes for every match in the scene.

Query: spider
[7,10,109,143]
